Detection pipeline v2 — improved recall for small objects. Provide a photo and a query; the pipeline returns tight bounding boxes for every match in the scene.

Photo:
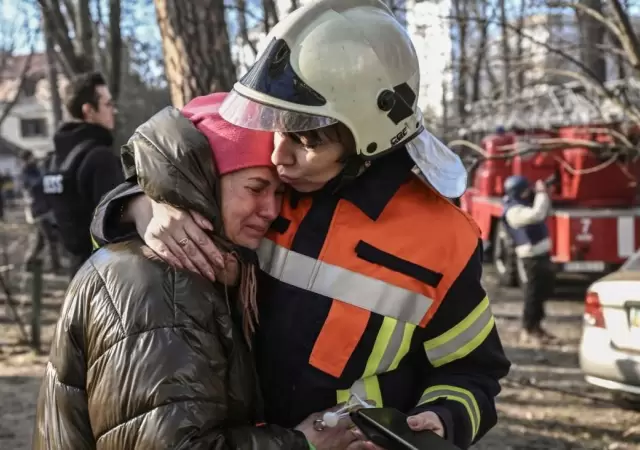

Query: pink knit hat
[181,92,274,175]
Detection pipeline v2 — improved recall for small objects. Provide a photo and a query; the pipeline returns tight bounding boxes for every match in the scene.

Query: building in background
[0,53,58,162]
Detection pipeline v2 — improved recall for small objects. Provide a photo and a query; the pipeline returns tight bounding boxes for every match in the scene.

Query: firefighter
[89,1,511,449]
[44,71,123,275]
[502,175,556,344]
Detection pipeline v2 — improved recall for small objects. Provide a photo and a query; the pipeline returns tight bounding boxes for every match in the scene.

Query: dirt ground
[0,209,639,450]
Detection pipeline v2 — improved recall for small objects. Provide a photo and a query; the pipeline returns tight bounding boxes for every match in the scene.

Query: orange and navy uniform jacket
[90,149,511,450]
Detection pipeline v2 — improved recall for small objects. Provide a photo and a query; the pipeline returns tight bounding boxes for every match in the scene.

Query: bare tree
[155,0,235,107]
[470,0,494,102]
[235,0,257,58]
[0,2,38,129]
[451,0,470,122]
[498,0,511,99]
[37,0,123,100]
[262,0,279,33]
[577,0,607,82]
[43,13,62,126]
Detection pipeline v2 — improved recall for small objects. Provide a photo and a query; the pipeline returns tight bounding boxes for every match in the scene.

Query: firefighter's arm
[410,240,511,449]
[504,191,550,228]
[90,181,143,249]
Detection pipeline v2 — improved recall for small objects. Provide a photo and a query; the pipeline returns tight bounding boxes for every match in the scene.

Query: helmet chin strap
[332,154,371,194]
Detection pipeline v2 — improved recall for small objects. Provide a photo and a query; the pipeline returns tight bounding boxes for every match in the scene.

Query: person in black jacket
[44,71,123,275]
[20,150,61,273]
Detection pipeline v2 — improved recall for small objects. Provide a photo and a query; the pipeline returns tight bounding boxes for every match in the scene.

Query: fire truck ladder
[465,77,640,133]
[448,78,640,179]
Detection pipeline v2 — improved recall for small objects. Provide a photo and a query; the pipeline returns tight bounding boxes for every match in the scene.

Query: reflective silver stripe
[258,239,433,325]
[350,379,367,400]
[419,385,480,438]
[363,317,417,378]
[337,376,383,407]
[514,237,551,258]
[378,319,407,372]
[424,296,495,367]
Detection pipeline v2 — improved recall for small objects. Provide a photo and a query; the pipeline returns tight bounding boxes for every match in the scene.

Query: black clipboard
[350,407,462,450]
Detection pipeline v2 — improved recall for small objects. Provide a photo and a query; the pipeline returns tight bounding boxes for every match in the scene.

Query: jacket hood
[54,121,113,154]
[121,106,228,249]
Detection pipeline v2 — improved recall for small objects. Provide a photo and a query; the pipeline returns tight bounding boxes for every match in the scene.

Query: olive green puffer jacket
[32,107,309,450]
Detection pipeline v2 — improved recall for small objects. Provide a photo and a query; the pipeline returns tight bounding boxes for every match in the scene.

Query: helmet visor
[219,89,338,132]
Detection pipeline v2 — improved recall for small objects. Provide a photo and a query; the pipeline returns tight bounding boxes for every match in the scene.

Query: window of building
[21,78,37,97]
[20,118,48,138]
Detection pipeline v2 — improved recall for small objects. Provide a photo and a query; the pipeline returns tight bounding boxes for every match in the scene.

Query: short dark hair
[285,123,356,155]
[63,71,107,120]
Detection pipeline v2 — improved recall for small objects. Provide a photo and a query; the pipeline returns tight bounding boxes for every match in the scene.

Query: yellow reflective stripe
[337,389,351,405]
[362,317,416,378]
[363,317,396,377]
[419,385,480,439]
[336,376,383,408]
[258,239,433,324]
[423,296,495,367]
[91,234,99,250]
[389,322,416,372]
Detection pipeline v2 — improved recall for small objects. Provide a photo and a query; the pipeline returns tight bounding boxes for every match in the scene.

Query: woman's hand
[295,409,359,450]
[126,195,235,283]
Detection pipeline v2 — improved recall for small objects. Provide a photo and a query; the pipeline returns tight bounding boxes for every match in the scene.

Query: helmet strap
[332,154,370,194]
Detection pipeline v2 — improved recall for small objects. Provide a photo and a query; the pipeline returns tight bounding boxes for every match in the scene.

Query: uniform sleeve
[411,240,511,449]
[76,146,125,214]
[89,181,142,248]
[504,191,550,228]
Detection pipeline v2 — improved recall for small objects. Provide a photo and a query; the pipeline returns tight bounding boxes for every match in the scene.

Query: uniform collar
[339,148,415,221]
[286,148,414,221]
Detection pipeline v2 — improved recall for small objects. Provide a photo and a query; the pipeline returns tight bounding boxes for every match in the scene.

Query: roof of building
[0,135,25,157]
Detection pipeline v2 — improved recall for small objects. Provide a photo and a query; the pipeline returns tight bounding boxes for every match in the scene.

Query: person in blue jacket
[502,175,556,344]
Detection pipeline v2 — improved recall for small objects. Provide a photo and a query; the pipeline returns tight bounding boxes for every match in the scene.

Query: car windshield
[620,250,640,271]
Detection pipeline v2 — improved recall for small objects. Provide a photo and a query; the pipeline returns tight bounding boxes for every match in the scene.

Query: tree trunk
[109,0,122,100]
[74,0,94,71]
[499,0,511,99]
[470,0,490,102]
[515,0,527,90]
[452,0,469,122]
[43,14,63,126]
[236,0,257,57]
[262,0,279,32]
[154,0,236,107]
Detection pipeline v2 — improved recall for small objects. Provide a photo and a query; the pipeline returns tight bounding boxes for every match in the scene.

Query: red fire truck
[457,80,640,287]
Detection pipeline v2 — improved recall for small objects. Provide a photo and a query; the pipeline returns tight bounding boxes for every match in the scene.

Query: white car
[579,251,640,409]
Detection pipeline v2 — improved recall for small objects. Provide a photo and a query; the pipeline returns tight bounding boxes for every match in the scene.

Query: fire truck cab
[458,80,640,286]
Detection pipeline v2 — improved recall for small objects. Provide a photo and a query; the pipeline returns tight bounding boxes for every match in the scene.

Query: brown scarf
[229,250,259,348]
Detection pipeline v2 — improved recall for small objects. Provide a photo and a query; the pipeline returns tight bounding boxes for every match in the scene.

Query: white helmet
[220,0,466,197]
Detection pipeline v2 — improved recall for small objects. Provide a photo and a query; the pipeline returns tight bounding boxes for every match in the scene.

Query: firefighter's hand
[535,179,547,192]
[295,409,359,450]
[131,196,233,283]
[407,411,445,436]
[347,411,445,449]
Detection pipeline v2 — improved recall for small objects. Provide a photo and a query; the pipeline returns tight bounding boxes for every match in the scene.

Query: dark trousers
[519,253,554,331]
[26,219,61,272]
